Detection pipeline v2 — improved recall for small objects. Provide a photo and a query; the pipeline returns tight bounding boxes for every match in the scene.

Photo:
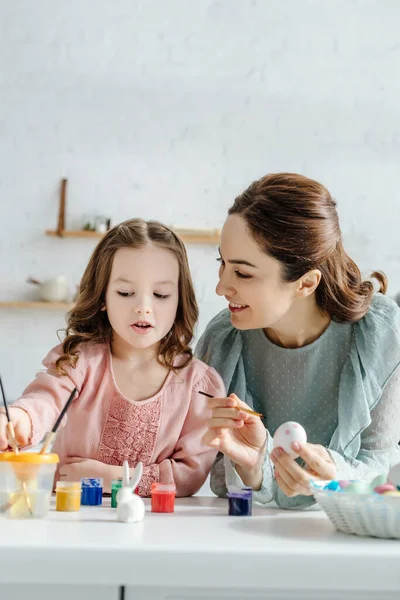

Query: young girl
[0,219,224,496]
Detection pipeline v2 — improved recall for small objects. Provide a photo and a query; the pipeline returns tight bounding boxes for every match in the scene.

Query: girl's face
[216,215,299,330]
[105,244,179,352]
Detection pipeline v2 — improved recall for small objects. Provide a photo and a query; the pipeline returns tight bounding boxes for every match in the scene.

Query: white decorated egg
[273,421,307,458]
[388,463,400,488]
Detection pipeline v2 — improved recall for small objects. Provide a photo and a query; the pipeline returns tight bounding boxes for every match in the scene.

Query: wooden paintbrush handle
[6,421,19,454]
[40,431,56,454]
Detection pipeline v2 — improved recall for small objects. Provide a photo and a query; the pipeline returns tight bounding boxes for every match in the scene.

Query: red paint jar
[151,482,176,513]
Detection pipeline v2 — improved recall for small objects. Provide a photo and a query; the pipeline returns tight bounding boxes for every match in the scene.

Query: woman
[196,173,400,509]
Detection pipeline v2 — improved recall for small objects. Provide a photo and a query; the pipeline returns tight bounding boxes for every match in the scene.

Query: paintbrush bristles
[198,390,264,419]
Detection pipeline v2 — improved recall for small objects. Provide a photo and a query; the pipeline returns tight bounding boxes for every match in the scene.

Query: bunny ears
[122,460,143,492]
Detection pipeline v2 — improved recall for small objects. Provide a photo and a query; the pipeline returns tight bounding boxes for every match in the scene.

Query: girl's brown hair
[229,173,387,323]
[56,219,198,375]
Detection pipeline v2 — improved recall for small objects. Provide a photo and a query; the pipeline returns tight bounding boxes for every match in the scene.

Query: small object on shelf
[56,481,81,512]
[151,482,176,513]
[80,477,103,506]
[94,215,110,234]
[227,487,253,516]
[27,275,69,303]
[82,212,97,232]
[81,213,111,233]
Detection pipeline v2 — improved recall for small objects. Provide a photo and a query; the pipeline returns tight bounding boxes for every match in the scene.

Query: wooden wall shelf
[0,301,73,310]
[46,179,220,245]
[45,229,220,245]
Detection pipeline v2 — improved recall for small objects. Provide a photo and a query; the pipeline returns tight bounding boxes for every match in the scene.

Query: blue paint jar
[227,486,253,516]
[80,477,103,506]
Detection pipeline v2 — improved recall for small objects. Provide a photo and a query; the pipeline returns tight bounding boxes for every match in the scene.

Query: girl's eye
[235,271,252,280]
[117,291,134,297]
[154,293,170,299]
[216,257,225,266]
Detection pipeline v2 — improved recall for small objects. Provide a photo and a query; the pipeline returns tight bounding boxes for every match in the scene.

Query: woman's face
[216,215,299,330]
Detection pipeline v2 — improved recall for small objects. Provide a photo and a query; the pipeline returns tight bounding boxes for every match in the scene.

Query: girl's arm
[137,365,225,497]
[11,345,83,446]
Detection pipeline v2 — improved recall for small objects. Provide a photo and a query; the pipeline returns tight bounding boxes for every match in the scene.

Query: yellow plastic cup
[0,452,59,518]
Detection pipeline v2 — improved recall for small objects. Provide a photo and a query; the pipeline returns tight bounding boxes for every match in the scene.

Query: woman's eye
[216,257,225,266]
[117,291,134,297]
[154,293,170,299]
[235,271,252,280]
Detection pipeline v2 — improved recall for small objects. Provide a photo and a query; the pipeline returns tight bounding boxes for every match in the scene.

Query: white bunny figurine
[116,460,145,523]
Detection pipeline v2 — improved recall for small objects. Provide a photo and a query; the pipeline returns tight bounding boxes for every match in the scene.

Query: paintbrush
[40,387,77,454]
[0,374,33,515]
[198,390,264,418]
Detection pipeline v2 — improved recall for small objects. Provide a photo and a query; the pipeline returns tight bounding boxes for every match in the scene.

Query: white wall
[1,0,400,402]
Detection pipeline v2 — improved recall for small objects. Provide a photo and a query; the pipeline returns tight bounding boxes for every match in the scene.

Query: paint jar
[111,477,140,508]
[111,478,123,508]
[81,477,103,506]
[227,486,253,516]
[0,452,59,519]
[56,481,81,512]
[151,482,176,513]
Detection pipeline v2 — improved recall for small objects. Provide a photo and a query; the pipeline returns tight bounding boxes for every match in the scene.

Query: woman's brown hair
[229,173,387,323]
[56,219,199,375]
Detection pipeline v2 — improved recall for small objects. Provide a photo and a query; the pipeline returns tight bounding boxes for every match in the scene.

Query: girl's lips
[130,323,154,334]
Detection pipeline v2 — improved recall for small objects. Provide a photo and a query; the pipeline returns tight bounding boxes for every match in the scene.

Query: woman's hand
[202,393,267,488]
[271,442,337,497]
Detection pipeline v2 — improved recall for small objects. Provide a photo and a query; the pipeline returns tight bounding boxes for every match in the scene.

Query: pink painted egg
[338,480,351,490]
[374,483,396,494]
[273,421,307,458]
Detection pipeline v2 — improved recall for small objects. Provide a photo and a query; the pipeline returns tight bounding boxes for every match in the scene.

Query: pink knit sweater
[13,343,224,497]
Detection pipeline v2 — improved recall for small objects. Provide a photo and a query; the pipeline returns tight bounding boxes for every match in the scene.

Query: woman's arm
[328,366,400,480]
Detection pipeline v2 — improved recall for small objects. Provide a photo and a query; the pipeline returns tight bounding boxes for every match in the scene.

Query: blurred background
[1,0,400,399]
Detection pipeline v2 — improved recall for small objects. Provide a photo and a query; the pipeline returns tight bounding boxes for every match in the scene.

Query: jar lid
[81,477,103,487]
[151,482,176,494]
[56,481,81,491]
[0,452,59,464]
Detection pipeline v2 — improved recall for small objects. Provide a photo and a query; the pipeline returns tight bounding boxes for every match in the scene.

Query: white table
[0,497,399,600]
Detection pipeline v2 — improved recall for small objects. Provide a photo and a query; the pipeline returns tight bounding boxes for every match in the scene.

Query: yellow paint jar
[56,481,82,512]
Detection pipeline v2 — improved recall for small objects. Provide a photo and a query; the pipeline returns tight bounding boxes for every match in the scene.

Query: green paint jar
[111,478,123,508]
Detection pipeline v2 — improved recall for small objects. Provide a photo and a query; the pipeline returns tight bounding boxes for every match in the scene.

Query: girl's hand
[60,457,114,493]
[271,442,337,497]
[0,407,32,450]
[202,393,267,475]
